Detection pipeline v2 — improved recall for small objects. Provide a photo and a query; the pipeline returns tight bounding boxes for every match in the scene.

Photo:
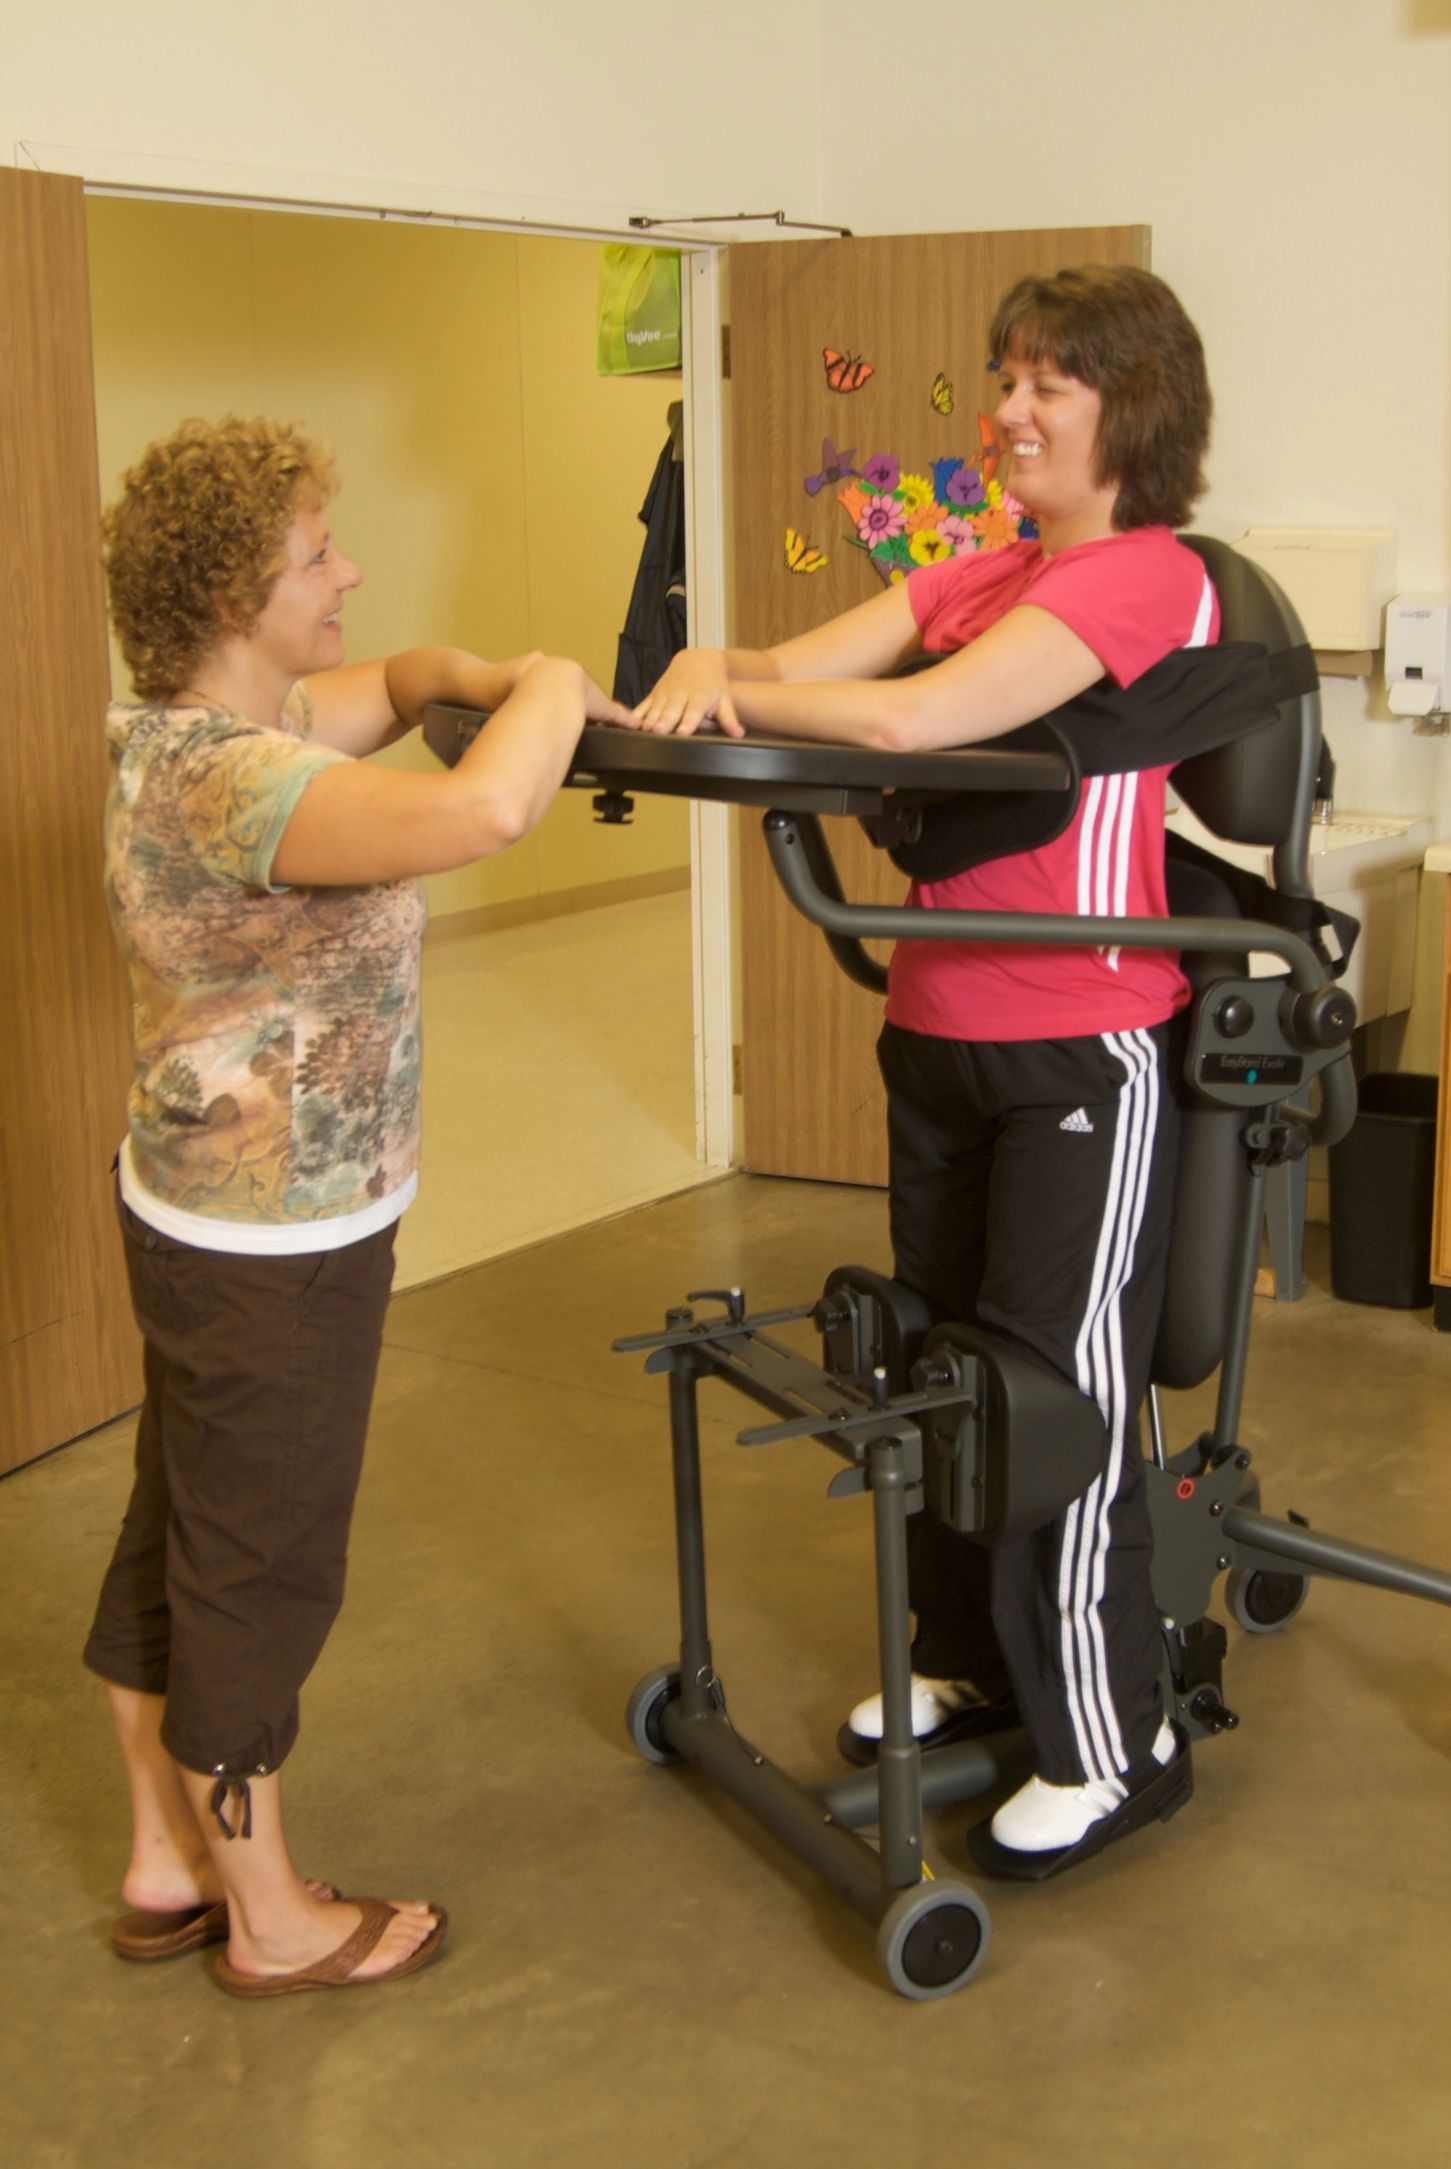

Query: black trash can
[1329,1073,1440,1308]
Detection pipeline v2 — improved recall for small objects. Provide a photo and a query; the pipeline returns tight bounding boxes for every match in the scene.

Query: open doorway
[85,197,724,1287]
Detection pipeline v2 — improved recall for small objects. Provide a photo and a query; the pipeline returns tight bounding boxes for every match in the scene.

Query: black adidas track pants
[878,1019,1178,1789]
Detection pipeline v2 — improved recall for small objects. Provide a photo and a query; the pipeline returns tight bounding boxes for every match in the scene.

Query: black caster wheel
[625,1666,681,1764]
[876,1879,991,2001]
[1224,1565,1309,1635]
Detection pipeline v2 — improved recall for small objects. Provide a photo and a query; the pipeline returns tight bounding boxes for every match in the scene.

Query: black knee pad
[913,1324,1107,1543]
[816,1265,934,1393]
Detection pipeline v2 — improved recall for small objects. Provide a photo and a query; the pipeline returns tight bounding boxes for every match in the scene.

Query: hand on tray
[630,650,744,739]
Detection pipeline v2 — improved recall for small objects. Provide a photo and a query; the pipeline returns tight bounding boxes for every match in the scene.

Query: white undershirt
[118,1135,416,1256]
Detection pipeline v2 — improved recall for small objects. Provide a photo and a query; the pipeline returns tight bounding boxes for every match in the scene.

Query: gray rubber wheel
[1224,1565,1309,1635]
[625,1666,681,1764]
[877,1879,991,2000]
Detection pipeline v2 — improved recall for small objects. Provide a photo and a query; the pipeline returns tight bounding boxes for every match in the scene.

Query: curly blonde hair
[102,416,338,700]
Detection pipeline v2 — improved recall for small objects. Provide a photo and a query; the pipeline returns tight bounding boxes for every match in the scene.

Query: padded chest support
[874,641,1317,883]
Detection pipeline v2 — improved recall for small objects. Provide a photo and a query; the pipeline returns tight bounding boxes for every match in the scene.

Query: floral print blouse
[104,687,427,1227]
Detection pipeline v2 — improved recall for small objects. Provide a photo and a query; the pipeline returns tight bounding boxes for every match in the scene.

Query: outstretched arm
[271,655,628,887]
[303,645,618,756]
[684,604,1105,753]
[630,583,925,737]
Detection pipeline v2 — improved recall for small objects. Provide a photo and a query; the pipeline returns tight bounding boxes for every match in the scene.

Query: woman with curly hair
[86,415,628,1994]
[634,265,1214,1878]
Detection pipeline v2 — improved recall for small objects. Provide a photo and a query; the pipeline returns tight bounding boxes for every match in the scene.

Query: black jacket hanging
[613,434,687,706]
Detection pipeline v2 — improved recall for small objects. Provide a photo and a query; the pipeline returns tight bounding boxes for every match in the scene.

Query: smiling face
[995,349,1119,548]
[249,499,363,678]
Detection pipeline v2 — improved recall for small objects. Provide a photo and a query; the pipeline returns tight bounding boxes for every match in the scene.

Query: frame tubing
[817,1733,1031,1828]
[659,1703,896,1923]
[762,812,1358,1149]
[667,1360,717,1716]
[764,813,1328,993]
[1210,1165,1270,1449]
[1147,1385,1169,1469]
[1224,1509,1451,1609]
[867,1437,925,1886]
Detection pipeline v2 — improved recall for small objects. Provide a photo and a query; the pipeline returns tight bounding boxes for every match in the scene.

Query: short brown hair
[101,416,337,700]
[989,265,1211,532]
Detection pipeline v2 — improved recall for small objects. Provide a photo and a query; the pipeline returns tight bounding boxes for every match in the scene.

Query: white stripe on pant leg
[1080,1032,1159,1773]
[1080,1034,1155,1740]
[1076,1035,1151,1777]
[1057,1038,1140,1779]
[1082,1032,1157,1768]
[1058,1050,1140,1782]
[1059,1479,1112,1781]
[1057,1031,1155,1781]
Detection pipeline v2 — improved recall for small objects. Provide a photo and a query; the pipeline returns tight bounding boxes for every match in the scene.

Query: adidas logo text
[1059,1108,1094,1134]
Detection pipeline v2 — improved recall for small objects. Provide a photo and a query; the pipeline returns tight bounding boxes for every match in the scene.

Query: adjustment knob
[1189,1688,1240,1734]
[1214,994,1255,1039]
[1282,983,1356,1050]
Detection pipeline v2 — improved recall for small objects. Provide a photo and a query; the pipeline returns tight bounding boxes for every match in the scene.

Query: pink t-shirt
[885,528,1220,1042]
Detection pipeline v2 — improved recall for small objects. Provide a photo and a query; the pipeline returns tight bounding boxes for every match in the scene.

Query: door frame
[36,147,736,1166]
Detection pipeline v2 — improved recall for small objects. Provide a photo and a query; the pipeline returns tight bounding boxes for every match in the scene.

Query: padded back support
[1174,535,1318,851]
[1150,537,1321,1388]
[1151,860,1254,1391]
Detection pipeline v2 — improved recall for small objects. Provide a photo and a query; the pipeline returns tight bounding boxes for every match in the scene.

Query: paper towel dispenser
[1384,594,1451,719]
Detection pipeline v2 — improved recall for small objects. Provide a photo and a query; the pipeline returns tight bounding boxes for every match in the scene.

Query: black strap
[871,641,1312,881]
[1265,644,1320,703]
[1164,831,1359,981]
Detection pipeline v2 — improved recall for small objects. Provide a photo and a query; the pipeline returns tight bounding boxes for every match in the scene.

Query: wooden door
[729,226,1150,1184]
[0,168,141,1473]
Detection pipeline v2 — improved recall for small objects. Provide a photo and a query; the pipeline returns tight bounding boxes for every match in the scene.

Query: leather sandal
[110,1881,341,1963]
[213,1898,447,1998]
[111,1901,229,1962]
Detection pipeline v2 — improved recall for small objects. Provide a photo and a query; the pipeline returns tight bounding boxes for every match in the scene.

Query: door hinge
[732,1043,743,1094]
[721,323,732,381]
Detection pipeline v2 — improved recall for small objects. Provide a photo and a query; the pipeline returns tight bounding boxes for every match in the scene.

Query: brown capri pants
[84,1194,397,1796]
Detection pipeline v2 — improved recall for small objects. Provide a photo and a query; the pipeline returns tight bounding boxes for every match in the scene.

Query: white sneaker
[846,1675,983,1744]
[990,1719,1176,1853]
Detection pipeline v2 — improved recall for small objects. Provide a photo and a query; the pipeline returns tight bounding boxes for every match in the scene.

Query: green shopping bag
[596,245,682,375]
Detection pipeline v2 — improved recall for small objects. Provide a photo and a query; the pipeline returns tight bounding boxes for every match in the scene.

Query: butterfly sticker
[785,527,828,574]
[823,347,875,394]
[929,371,954,416]
[804,438,860,497]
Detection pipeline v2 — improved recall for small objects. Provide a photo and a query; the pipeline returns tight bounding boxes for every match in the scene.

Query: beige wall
[6,3,821,225]
[87,198,689,922]
[25,3,1451,1045]
[819,0,1451,833]
[820,0,1451,1074]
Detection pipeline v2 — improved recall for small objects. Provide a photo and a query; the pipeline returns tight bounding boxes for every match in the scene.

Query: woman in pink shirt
[634,264,1215,1875]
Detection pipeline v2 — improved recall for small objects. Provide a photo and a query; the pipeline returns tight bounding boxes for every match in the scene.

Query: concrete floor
[5,1177,1451,2168]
